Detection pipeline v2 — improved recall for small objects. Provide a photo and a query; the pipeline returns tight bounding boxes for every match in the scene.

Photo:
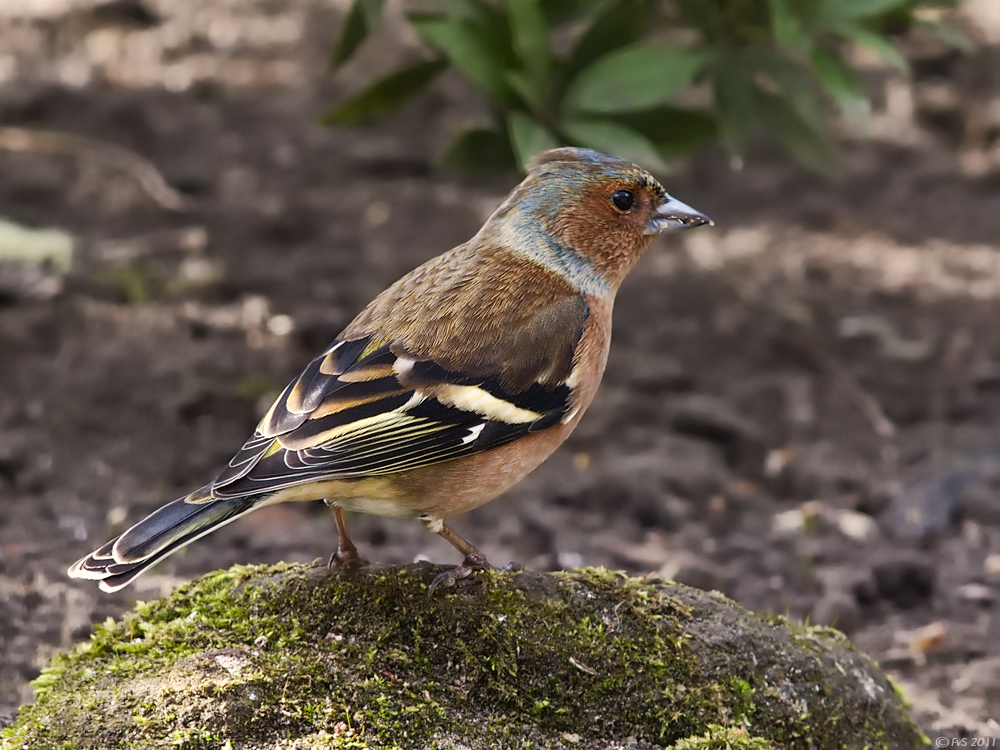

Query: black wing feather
[211,313,584,498]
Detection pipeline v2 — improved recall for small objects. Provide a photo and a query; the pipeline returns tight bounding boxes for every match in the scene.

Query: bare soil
[2,0,1000,742]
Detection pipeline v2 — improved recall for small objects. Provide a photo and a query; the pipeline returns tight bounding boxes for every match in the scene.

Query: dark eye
[611,189,634,211]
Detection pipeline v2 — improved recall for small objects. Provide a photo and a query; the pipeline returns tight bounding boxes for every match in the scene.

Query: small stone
[556,551,583,569]
[363,200,391,228]
[177,257,223,288]
[907,621,947,655]
[658,552,728,593]
[985,554,1000,579]
[266,314,295,337]
[667,394,764,465]
[960,485,1000,526]
[950,656,1000,698]
[834,508,879,542]
[872,554,935,608]
[850,571,881,606]
[957,583,995,605]
[773,500,825,535]
[773,442,867,500]
[105,505,128,527]
[631,487,687,532]
[764,447,794,478]
[212,650,250,676]
[621,353,692,393]
[773,508,805,534]
[609,532,671,569]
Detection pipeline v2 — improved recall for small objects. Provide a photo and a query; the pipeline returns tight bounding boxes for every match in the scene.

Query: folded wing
[210,299,588,499]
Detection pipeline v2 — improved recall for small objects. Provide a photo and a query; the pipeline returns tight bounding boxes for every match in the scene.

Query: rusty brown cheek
[550,196,653,290]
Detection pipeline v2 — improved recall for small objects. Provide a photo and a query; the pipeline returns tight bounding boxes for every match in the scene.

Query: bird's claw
[427,559,522,594]
[327,549,367,570]
[428,564,477,594]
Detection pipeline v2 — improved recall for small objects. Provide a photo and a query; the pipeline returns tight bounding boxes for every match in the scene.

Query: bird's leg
[423,516,492,593]
[325,501,366,569]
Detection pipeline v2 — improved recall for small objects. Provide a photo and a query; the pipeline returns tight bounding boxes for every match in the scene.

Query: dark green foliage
[324,0,970,175]
[321,59,448,126]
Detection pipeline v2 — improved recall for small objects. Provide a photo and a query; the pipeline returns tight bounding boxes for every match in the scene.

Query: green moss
[668,724,776,749]
[2,563,925,750]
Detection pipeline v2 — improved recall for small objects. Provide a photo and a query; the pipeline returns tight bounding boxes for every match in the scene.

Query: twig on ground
[789,331,898,440]
[0,126,190,211]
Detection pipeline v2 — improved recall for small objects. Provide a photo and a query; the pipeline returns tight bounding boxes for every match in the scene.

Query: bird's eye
[611,189,634,212]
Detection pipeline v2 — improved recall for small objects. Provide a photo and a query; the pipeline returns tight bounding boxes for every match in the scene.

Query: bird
[68,147,712,594]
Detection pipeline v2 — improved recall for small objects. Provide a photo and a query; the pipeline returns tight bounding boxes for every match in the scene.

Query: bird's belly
[337,495,419,518]
[261,416,585,521]
[265,477,418,519]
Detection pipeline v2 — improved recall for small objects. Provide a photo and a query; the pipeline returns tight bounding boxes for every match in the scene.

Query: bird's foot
[428,555,521,594]
[428,563,479,594]
[327,548,368,570]
[325,502,367,570]
[429,549,491,594]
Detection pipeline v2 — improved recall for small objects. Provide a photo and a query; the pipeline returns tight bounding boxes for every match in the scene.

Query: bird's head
[493,148,711,293]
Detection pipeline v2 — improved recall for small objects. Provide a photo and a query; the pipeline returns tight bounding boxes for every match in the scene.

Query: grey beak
[646,194,713,235]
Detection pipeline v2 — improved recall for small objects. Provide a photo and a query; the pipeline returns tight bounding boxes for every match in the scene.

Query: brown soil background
[2,0,1000,742]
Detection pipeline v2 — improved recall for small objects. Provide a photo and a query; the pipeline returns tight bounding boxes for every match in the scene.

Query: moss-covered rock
[2,563,925,749]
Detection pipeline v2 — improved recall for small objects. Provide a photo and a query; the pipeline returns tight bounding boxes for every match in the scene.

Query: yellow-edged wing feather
[210,246,589,499]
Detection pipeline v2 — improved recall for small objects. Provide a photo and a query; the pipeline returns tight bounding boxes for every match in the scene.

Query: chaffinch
[68,147,711,593]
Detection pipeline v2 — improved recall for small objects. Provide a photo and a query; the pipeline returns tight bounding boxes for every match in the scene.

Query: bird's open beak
[646,194,713,235]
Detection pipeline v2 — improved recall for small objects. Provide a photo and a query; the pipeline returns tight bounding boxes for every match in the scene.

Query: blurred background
[1,0,1000,740]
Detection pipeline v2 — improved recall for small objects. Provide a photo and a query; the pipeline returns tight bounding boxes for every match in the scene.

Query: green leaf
[742,45,829,132]
[916,17,975,53]
[358,0,385,25]
[766,0,812,55]
[811,47,870,125]
[834,23,909,72]
[673,0,725,40]
[564,0,648,78]
[507,111,561,171]
[561,116,669,171]
[817,0,912,23]
[506,0,551,93]
[505,70,542,109]
[712,50,757,158]
[755,89,834,175]
[331,0,385,69]
[438,127,517,176]
[539,0,604,26]
[425,0,498,27]
[320,59,448,126]
[564,43,708,114]
[614,106,717,159]
[412,16,516,104]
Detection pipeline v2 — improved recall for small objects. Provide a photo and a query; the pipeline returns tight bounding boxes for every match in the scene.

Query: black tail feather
[68,494,261,592]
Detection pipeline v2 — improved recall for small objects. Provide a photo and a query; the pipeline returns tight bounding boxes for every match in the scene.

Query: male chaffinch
[68,147,711,593]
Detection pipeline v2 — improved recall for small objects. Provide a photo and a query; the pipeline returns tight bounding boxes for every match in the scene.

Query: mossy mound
[2,563,924,749]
